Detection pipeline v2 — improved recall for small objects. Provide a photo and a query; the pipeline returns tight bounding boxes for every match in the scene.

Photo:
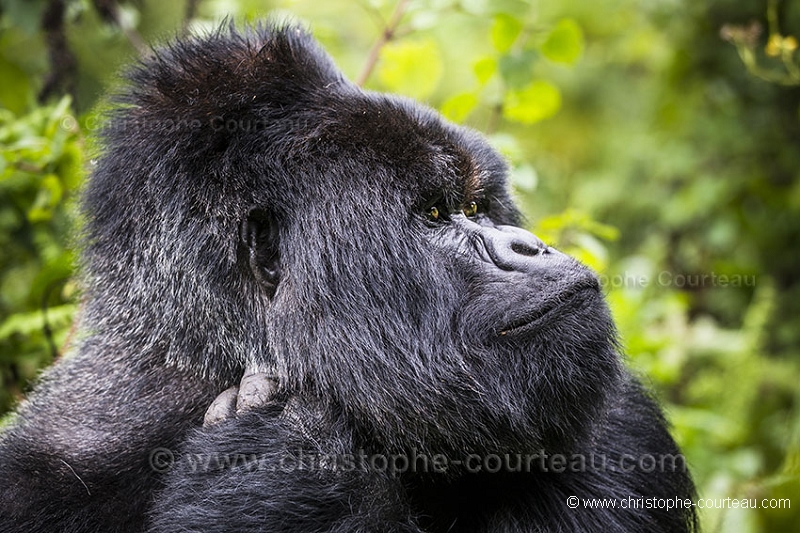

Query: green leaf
[502,80,561,124]
[377,39,443,100]
[491,14,523,53]
[0,304,78,341]
[440,92,479,123]
[498,49,538,89]
[27,174,63,222]
[473,56,497,85]
[540,18,584,65]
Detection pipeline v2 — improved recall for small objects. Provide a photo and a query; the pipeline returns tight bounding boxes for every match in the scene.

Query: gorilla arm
[149,373,425,533]
[0,344,217,533]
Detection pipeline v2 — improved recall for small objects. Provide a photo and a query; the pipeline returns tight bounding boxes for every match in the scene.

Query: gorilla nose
[451,215,554,273]
[484,225,551,272]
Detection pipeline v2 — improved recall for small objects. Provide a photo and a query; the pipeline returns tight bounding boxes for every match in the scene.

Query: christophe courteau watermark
[149,448,688,477]
[566,495,791,511]
[598,270,756,290]
[60,114,320,135]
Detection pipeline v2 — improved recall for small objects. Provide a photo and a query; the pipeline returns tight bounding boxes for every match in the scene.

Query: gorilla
[0,24,696,533]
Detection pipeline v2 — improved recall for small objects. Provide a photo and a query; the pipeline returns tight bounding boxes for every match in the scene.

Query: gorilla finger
[203,386,239,427]
[236,373,280,413]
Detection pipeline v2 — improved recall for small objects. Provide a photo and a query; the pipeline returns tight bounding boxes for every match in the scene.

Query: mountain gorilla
[0,24,696,533]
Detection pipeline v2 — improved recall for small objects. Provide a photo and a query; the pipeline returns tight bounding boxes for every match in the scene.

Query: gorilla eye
[462,201,478,217]
[424,196,449,223]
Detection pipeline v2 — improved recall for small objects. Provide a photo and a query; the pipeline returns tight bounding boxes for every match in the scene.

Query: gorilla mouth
[499,288,594,336]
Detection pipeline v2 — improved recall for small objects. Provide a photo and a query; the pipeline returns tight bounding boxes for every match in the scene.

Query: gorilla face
[236,95,623,457]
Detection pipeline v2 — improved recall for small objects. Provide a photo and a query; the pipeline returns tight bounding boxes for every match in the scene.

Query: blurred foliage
[1,0,799,530]
[722,0,800,86]
[0,93,80,411]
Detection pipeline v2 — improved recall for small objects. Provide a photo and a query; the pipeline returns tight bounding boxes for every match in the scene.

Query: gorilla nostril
[511,242,542,257]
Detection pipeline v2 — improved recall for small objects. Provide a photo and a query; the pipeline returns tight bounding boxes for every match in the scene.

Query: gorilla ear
[240,209,281,297]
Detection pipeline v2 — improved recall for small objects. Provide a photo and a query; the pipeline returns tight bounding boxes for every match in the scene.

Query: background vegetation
[1,0,799,530]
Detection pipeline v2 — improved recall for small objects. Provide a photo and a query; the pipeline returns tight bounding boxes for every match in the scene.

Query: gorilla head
[83,25,621,460]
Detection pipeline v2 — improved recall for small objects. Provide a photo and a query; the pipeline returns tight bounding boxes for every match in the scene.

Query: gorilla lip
[498,288,594,336]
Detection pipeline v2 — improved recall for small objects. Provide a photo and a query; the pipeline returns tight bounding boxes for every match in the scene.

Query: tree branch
[356,0,411,87]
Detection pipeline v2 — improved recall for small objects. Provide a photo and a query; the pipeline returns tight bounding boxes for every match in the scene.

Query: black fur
[0,24,696,532]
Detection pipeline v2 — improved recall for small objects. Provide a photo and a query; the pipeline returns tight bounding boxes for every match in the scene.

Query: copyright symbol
[60,115,78,132]
[149,447,175,473]
[567,496,579,509]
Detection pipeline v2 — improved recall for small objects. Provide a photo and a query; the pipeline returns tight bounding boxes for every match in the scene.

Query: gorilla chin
[456,261,622,460]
